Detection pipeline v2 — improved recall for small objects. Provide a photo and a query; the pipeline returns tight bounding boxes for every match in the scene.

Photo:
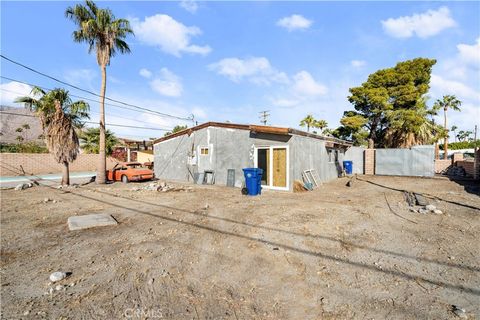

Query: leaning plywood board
[68,213,118,231]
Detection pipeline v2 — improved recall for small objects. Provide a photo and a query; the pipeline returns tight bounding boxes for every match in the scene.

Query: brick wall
[0,153,117,176]
[434,159,452,173]
[364,149,376,175]
[456,160,475,178]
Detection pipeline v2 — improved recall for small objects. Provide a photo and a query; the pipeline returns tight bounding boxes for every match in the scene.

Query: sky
[1,1,479,141]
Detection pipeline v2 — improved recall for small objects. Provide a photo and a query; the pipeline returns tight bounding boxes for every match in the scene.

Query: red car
[107,162,154,183]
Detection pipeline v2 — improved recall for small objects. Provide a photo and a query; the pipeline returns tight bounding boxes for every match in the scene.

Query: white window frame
[199,146,209,156]
[253,145,289,191]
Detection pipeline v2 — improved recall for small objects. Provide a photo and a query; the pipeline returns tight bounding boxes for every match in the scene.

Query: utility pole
[259,110,270,125]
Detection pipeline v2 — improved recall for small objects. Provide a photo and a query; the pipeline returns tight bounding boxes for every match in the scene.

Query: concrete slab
[67,213,117,231]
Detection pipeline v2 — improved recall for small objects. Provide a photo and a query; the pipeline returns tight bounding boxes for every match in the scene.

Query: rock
[49,271,68,282]
[44,198,51,203]
[452,305,467,318]
[55,285,64,291]
[52,200,57,204]
[14,183,31,191]
[409,208,418,213]
[23,310,30,316]
[148,278,154,285]
[425,204,436,212]
[419,209,428,214]
[159,182,166,188]
[433,209,443,215]
[204,203,210,210]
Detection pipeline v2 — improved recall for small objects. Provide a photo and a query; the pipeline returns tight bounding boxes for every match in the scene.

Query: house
[153,122,364,191]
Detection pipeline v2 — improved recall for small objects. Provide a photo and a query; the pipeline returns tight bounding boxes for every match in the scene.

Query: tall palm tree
[15,87,90,185]
[66,1,133,184]
[300,114,316,132]
[433,95,461,159]
[315,119,328,134]
[451,125,458,142]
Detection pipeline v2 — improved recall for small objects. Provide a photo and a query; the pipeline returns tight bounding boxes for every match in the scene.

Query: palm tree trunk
[62,161,70,185]
[307,124,310,132]
[444,108,448,159]
[97,64,107,184]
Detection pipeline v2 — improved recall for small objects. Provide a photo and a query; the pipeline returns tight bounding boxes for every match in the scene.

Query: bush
[0,142,49,153]
[439,141,479,150]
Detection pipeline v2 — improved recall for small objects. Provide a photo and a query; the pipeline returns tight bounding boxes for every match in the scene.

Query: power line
[0,111,171,131]
[1,54,192,121]
[1,75,163,117]
[0,86,167,126]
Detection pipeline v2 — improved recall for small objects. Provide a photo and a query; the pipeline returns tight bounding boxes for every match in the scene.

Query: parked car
[107,162,154,183]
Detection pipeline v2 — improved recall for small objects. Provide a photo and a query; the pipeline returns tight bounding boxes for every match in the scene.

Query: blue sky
[1,1,479,140]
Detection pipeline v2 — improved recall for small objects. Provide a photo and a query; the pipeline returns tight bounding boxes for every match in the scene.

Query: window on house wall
[200,147,209,155]
[328,149,334,163]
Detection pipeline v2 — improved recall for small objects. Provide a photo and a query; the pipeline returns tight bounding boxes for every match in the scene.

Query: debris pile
[133,181,192,193]
[444,165,466,177]
[404,191,443,215]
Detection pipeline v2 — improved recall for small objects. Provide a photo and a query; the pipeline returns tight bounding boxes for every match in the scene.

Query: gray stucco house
[153,122,363,191]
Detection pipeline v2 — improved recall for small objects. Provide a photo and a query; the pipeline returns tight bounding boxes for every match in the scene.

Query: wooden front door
[272,148,287,188]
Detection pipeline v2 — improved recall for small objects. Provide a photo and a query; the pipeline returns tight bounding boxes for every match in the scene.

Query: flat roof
[153,121,352,147]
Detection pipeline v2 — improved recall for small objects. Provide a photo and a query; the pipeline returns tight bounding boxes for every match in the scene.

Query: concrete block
[68,213,117,231]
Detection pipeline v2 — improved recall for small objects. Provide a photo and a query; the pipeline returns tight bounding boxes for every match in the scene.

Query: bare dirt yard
[1,175,479,319]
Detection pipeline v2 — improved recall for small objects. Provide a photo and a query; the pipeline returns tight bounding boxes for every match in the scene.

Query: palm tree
[300,114,316,132]
[433,95,461,159]
[66,1,133,184]
[451,125,458,142]
[15,87,90,185]
[315,119,328,134]
[79,127,118,155]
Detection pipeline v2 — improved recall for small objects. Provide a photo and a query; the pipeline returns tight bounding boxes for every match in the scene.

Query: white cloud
[0,81,33,106]
[292,71,328,96]
[381,7,456,38]
[351,60,366,68]
[64,68,97,87]
[276,14,313,31]
[457,37,480,68]
[149,68,183,97]
[350,60,367,68]
[430,74,480,102]
[179,0,198,14]
[208,57,288,85]
[132,14,211,57]
[139,68,152,78]
[270,98,300,108]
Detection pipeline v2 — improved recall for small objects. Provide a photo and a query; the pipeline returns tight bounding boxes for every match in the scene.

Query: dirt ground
[1,175,479,319]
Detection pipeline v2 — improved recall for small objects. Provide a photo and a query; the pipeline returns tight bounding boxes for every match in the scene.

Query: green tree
[164,125,188,137]
[66,1,134,184]
[433,95,461,159]
[451,125,458,142]
[457,130,473,142]
[15,87,90,185]
[315,119,328,134]
[300,114,318,132]
[346,58,437,148]
[79,127,118,155]
[333,111,369,146]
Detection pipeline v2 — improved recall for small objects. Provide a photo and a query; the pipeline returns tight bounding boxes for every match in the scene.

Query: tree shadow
[447,177,480,196]
[356,176,480,211]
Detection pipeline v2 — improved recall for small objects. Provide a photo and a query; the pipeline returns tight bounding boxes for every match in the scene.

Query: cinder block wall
[0,153,117,176]
[435,159,452,173]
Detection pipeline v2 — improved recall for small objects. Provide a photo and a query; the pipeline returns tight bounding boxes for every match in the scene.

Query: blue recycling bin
[343,161,353,175]
[242,168,263,196]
